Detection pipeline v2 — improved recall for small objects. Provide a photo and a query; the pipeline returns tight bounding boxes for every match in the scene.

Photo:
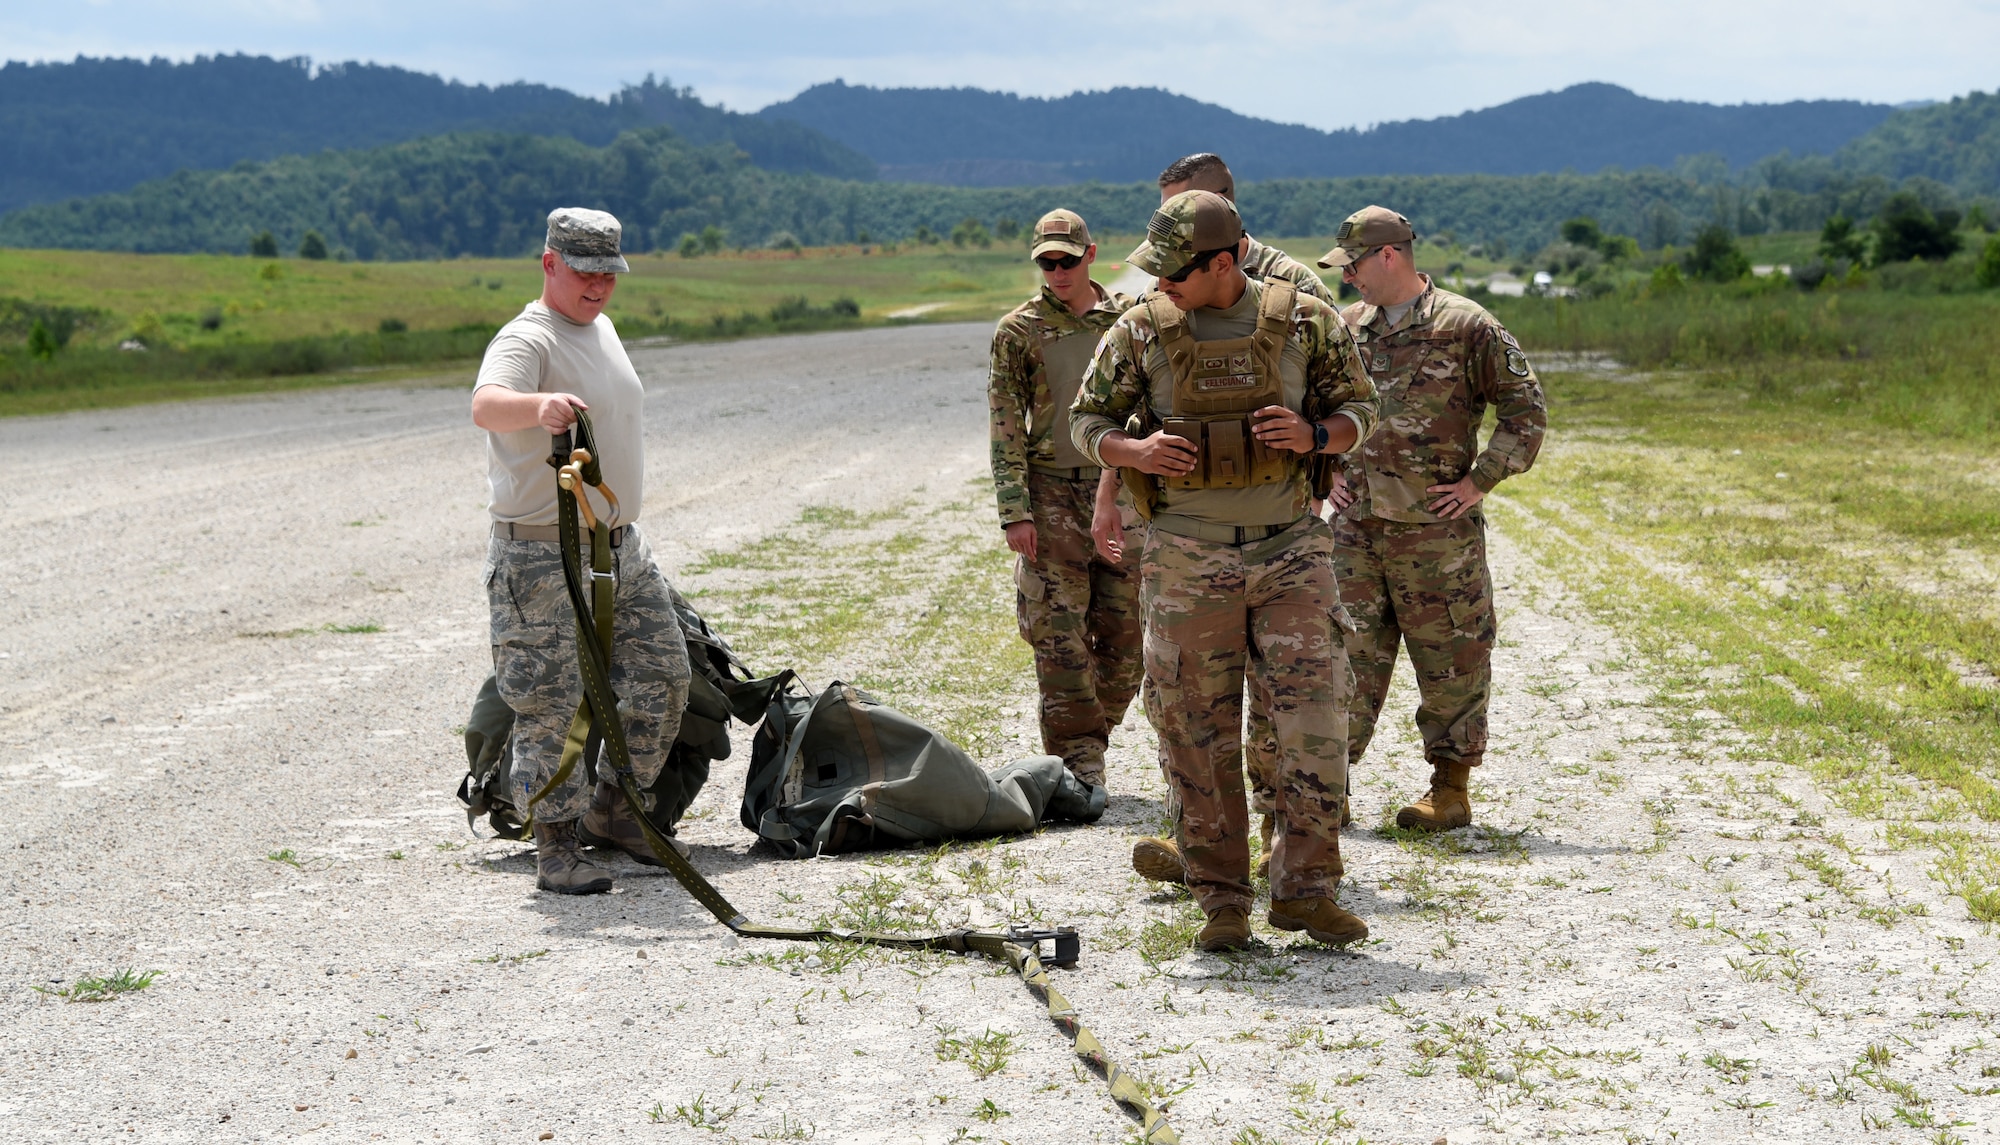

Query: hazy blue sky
[6,0,1996,129]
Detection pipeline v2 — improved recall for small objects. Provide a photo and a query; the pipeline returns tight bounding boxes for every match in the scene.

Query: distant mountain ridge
[0,54,876,214]
[3,58,1991,261]
[758,81,1898,186]
[1824,89,2000,196]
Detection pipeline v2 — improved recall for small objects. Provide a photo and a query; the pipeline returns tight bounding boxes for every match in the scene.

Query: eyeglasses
[1034,252,1083,271]
[1340,246,1384,275]
[1163,247,1228,283]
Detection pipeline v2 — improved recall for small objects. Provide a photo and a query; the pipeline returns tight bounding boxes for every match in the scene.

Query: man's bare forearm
[472,386,584,434]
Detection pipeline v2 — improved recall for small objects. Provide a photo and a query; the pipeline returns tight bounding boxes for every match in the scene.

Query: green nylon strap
[549,408,1177,1144]
[524,440,616,825]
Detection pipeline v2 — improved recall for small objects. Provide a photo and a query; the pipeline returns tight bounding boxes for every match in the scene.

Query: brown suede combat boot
[1252,814,1275,880]
[1197,905,1252,952]
[533,819,613,895]
[580,780,688,867]
[1396,761,1473,832]
[1131,836,1188,884]
[1268,897,1369,947]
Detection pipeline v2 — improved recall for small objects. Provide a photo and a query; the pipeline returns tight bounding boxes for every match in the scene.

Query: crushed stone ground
[2,323,1996,1143]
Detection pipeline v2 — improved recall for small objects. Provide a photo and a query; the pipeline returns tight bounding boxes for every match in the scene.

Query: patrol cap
[1031,209,1092,258]
[546,207,630,274]
[1128,190,1243,278]
[1317,205,1415,268]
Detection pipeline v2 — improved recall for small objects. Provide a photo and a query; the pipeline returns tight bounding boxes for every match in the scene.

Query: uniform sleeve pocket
[1143,631,1181,687]
[1330,604,1359,635]
[1014,555,1045,603]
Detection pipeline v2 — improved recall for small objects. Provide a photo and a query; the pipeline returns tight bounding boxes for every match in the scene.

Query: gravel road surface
[4,323,1997,1144]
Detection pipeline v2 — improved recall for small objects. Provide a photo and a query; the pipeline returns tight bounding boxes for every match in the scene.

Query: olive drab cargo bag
[459,587,786,840]
[739,676,1108,859]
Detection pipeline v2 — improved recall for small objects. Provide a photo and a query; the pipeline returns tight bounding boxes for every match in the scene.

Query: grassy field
[1485,284,2000,921]
[0,242,1045,348]
[0,241,1057,415]
[0,227,1538,415]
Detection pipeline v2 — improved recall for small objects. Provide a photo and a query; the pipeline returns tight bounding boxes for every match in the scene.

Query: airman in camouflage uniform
[1095,153,1339,884]
[1318,206,1546,831]
[1072,191,1377,951]
[472,207,693,896]
[990,210,1142,788]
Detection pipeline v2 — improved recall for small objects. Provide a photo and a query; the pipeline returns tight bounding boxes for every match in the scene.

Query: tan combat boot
[1252,814,1275,880]
[1131,836,1188,884]
[1268,898,1369,947]
[533,819,613,895]
[1197,905,1252,952]
[580,780,688,866]
[1395,761,1473,832]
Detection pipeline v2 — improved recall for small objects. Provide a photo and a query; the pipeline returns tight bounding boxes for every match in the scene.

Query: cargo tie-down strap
[544,408,1178,1144]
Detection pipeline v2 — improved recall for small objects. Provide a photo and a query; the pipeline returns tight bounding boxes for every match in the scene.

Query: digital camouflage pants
[1015,469,1144,785]
[1141,518,1350,914]
[486,525,692,822]
[1332,510,1493,771]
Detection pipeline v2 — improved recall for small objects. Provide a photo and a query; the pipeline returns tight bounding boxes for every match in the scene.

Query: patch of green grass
[238,622,383,639]
[1497,337,2000,920]
[656,1092,738,1131]
[1496,288,2000,436]
[35,968,159,1002]
[472,948,548,965]
[934,1024,1014,1079]
[816,870,938,936]
[681,496,1029,764]
[1135,902,1205,967]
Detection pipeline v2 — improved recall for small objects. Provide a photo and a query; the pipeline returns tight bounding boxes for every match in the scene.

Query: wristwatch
[1311,420,1329,452]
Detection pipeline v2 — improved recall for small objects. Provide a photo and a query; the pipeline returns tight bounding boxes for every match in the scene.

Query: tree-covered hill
[6,124,1976,261]
[758,81,1897,185]
[0,54,875,214]
[1826,89,2000,196]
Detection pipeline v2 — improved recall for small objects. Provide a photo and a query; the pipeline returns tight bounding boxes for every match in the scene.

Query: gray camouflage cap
[546,207,630,274]
[1128,190,1242,278]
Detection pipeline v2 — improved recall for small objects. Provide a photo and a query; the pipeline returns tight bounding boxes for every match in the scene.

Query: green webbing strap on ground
[546,409,1178,1144]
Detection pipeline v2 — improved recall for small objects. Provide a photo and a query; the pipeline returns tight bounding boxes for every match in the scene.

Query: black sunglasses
[1034,252,1083,271]
[1163,247,1229,283]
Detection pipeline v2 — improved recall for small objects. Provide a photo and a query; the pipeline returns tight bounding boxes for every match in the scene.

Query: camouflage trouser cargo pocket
[1142,632,1180,689]
[485,525,692,822]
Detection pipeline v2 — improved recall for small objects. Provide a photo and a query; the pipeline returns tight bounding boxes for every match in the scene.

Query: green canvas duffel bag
[739,675,1106,859]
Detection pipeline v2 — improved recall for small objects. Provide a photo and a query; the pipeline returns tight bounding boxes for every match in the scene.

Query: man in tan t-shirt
[471,207,692,896]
